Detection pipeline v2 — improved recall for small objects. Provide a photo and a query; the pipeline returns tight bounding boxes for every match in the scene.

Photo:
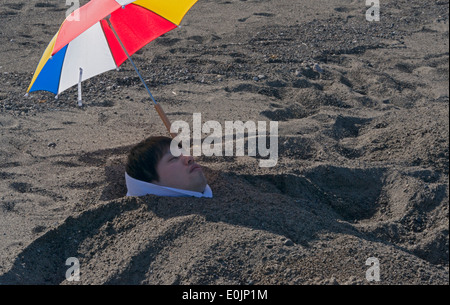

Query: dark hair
[125,136,172,183]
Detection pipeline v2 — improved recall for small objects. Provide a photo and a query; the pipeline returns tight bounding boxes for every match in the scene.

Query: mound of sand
[1,166,448,284]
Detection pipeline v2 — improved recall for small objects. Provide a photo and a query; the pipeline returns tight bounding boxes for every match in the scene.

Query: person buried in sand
[125,136,213,198]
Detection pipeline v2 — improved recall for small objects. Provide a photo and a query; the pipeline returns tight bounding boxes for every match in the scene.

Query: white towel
[125,172,213,198]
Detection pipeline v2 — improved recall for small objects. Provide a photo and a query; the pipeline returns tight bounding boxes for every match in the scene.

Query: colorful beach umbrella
[27,0,198,136]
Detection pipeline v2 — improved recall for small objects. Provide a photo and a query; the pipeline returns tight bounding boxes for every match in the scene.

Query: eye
[169,156,179,162]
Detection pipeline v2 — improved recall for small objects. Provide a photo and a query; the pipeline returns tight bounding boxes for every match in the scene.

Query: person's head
[126,136,207,193]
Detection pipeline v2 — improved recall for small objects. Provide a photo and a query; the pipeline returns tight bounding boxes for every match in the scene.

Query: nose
[182,154,194,165]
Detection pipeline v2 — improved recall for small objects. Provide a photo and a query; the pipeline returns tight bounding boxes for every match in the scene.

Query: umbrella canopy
[27,0,197,95]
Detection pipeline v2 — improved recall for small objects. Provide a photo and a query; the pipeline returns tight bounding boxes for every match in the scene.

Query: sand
[0,0,448,285]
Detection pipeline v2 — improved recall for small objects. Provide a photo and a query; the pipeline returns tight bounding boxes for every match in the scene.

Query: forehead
[161,146,190,160]
[160,148,172,158]
[156,150,173,168]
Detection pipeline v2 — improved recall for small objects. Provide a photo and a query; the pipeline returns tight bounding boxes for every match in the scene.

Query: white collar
[125,172,213,198]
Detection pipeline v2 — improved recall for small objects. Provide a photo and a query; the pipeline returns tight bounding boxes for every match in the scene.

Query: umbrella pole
[106,17,176,138]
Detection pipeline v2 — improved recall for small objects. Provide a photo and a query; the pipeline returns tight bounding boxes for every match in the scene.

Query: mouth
[189,164,202,173]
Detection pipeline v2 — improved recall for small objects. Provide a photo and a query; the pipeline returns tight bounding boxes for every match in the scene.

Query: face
[153,148,207,193]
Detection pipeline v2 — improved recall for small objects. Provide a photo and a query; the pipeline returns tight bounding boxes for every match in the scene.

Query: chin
[192,183,207,193]
[189,173,207,192]
[191,180,207,193]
